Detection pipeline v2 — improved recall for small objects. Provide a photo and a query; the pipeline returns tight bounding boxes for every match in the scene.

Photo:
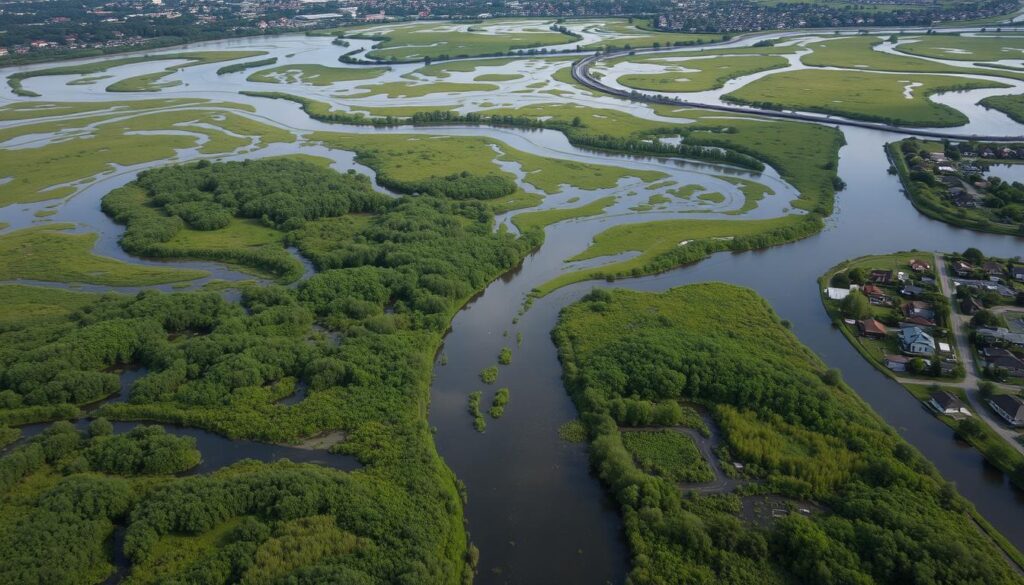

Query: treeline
[554,283,1021,584]
[217,57,278,75]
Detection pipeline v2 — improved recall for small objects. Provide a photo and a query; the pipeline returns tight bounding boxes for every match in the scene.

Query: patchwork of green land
[327,20,577,61]
[575,18,722,50]
[615,55,790,92]
[724,69,1008,127]
[895,34,1024,62]
[554,283,1022,584]
[247,64,388,85]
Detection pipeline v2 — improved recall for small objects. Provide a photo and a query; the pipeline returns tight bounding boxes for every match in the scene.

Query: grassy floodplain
[615,55,790,93]
[553,283,1024,583]
[247,64,388,85]
[895,34,1024,62]
[577,18,722,50]
[0,104,293,206]
[510,196,618,232]
[0,224,206,285]
[7,51,265,96]
[724,69,1008,127]
[348,80,499,97]
[329,20,577,61]
[536,215,821,295]
[981,94,1024,123]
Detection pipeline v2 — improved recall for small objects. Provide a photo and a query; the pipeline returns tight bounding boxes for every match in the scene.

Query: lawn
[0,224,206,286]
[616,55,789,93]
[620,430,714,483]
[723,69,1008,127]
[247,64,387,85]
[896,34,1024,62]
[511,196,617,232]
[335,20,576,61]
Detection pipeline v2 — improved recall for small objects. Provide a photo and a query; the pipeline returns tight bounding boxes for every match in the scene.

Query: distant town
[2,0,1019,63]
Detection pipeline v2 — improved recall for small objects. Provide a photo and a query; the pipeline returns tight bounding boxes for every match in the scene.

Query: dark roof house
[989,394,1024,427]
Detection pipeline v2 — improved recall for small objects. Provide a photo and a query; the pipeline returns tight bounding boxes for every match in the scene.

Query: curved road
[571,49,1024,142]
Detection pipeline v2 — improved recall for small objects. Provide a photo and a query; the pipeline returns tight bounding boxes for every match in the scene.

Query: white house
[928,391,970,418]
[899,326,935,356]
[989,395,1024,427]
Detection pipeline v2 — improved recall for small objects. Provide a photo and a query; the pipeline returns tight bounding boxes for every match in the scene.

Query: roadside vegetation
[554,283,1023,584]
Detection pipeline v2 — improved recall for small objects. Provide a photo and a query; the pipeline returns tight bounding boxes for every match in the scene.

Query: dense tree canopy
[554,284,1020,585]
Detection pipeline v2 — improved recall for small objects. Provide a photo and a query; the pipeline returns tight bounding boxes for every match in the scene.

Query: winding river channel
[4,21,1024,584]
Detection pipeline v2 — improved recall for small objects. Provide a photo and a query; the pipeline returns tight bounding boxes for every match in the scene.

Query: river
[3,23,1024,584]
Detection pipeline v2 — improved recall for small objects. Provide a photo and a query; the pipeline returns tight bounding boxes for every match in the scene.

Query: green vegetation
[895,34,1024,62]
[724,69,1007,127]
[489,387,510,419]
[468,391,486,431]
[579,19,721,50]
[0,104,293,206]
[802,35,1024,81]
[247,64,387,85]
[216,57,277,75]
[351,80,499,97]
[558,419,587,442]
[475,73,522,82]
[537,215,822,295]
[2,156,545,583]
[480,366,499,384]
[617,55,789,93]
[981,94,1024,124]
[0,224,206,286]
[498,347,512,365]
[511,197,617,232]
[553,283,1021,584]
[86,52,267,93]
[102,159,382,282]
[334,21,576,61]
[620,430,713,482]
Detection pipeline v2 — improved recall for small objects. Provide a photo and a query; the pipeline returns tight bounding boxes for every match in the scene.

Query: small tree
[963,247,984,264]
[830,272,850,288]
[840,291,871,319]
[979,381,996,399]
[848,267,865,285]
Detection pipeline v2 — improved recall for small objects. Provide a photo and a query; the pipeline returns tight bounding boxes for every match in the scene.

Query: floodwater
[3,22,1024,584]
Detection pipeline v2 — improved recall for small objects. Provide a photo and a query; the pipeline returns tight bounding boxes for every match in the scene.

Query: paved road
[931,252,1024,455]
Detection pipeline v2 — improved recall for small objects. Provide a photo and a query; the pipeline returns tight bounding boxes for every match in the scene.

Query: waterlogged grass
[475,73,523,82]
[722,176,774,214]
[0,106,293,205]
[0,98,212,121]
[896,34,1024,62]
[578,18,721,50]
[0,284,102,328]
[801,35,1024,81]
[0,224,206,285]
[9,51,265,96]
[511,196,617,232]
[536,215,811,294]
[616,55,789,93]
[980,94,1024,123]
[724,69,1007,127]
[247,64,387,85]
[621,430,714,483]
[336,20,576,61]
[349,81,499,98]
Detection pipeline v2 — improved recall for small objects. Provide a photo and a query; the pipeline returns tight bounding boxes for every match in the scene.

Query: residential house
[903,300,936,325]
[977,327,1024,348]
[900,326,936,356]
[862,284,890,305]
[988,394,1024,427]
[983,260,1005,277]
[884,354,911,372]
[960,296,985,315]
[928,391,971,418]
[952,260,974,276]
[909,259,931,272]
[1011,266,1024,281]
[857,319,887,339]
[983,347,1024,377]
[927,152,947,162]
[869,270,893,284]
[901,284,926,298]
